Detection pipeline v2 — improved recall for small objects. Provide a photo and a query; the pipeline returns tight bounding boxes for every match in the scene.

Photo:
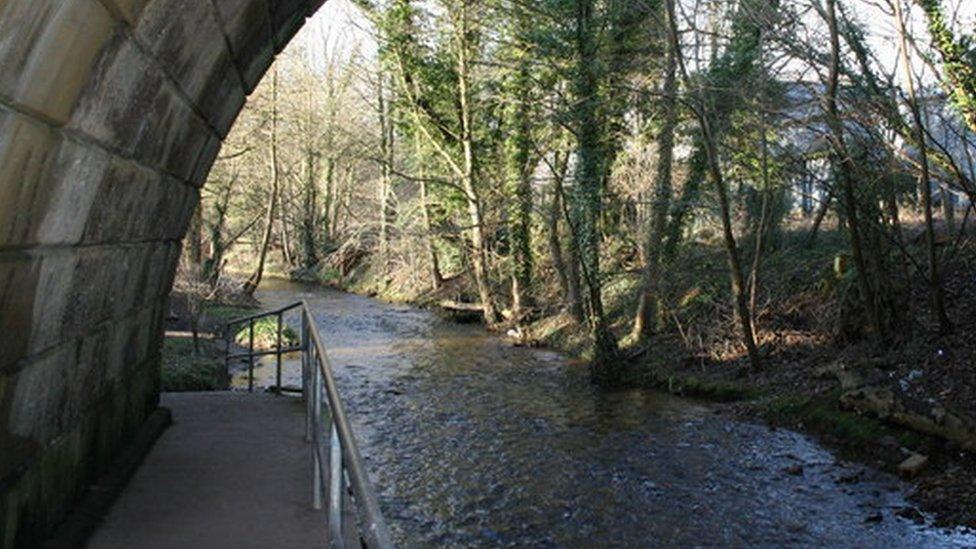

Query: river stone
[898,453,929,478]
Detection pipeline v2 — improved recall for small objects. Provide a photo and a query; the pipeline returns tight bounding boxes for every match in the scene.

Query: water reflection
[253,280,975,547]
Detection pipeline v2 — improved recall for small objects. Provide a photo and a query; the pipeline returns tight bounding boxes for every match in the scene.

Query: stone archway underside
[0,1,325,545]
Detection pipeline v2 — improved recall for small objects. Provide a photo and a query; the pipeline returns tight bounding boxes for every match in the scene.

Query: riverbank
[252,280,976,545]
[301,227,976,531]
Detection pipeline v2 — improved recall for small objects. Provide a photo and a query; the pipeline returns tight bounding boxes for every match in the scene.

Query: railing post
[304,308,312,442]
[224,322,231,373]
[329,422,343,548]
[248,320,255,393]
[275,312,283,395]
[312,361,323,510]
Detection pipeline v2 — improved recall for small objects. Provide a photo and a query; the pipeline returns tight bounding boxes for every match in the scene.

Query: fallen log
[438,300,484,313]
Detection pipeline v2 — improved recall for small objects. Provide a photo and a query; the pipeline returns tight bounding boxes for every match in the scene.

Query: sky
[296,0,379,70]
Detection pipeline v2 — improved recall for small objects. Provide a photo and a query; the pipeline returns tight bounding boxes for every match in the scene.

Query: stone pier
[0,2,327,546]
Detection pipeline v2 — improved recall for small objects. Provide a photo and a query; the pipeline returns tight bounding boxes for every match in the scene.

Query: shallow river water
[244,280,975,547]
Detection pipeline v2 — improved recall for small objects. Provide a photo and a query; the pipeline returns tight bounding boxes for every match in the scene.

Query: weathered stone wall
[0,1,324,545]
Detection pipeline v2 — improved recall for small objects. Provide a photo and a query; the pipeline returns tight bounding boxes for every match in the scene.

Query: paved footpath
[87,392,328,549]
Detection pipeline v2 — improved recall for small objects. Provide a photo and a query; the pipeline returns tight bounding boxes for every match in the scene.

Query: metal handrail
[225,301,394,548]
[225,302,304,392]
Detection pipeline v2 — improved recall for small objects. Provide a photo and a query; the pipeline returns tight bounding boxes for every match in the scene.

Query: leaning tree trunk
[244,68,280,297]
[913,0,976,133]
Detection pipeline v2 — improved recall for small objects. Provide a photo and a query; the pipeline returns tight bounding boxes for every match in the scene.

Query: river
[239,279,975,547]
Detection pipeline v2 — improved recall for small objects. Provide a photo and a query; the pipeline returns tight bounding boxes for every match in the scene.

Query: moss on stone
[1,356,159,549]
[762,393,925,448]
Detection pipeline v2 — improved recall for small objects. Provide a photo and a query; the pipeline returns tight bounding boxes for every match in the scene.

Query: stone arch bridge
[0,1,328,545]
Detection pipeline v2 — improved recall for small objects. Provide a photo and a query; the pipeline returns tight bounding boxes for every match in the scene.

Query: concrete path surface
[86,392,328,549]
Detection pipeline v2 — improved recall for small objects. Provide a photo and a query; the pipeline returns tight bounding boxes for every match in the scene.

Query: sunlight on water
[252,280,976,548]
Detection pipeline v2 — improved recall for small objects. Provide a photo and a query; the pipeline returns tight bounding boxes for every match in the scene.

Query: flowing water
[239,280,975,547]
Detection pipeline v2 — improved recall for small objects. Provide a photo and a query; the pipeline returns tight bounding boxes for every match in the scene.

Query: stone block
[100,0,151,26]
[0,351,159,548]
[143,85,216,182]
[270,0,308,51]
[0,0,121,124]
[69,32,164,158]
[78,158,197,244]
[134,0,246,135]
[0,0,59,96]
[0,108,60,248]
[6,344,75,447]
[190,133,223,187]
[0,241,179,372]
[211,0,274,92]
[9,0,117,124]
[35,139,110,246]
[69,32,216,182]
[0,252,74,372]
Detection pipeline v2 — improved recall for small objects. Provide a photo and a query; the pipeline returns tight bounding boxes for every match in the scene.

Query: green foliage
[915,0,976,132]
[234,317,300,350]
[203,303,256,326]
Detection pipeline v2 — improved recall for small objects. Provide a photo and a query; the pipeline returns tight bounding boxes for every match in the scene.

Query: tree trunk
[457,2,498,325]
[573,0,618,380]
[419,176,443,290]
[824,0,888,342]
[302,146,319,269]
[747,29,771,335]
[633,31,677,342]
[662,149,705,260]
[913,0,976,133]
[504,11,534,321]
[416,136,443,290]
[548,152,571,302]
[665,0,759,368]
[806,188,833,247]
[942,186,955,235]
[244,68,280,296]
[894,0,951,332]
[188,203,204,272]
[378,75,395,272]
[279,201,293,268]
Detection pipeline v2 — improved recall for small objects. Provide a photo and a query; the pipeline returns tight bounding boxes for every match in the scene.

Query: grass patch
[161,336,227,392]
[203,303,255,327]
[233,316,300,350]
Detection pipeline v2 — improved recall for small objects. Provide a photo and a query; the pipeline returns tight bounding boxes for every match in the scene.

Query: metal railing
[225,302,394,549]
[225,302,305,393]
